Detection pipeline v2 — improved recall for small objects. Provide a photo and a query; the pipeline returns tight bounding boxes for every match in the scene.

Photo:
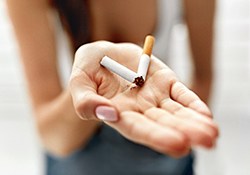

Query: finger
[142,69,177,103]
[160,98,219,138]
[144,107,217,148]
[107,111,190,157]
[70,68,118,121]
[160,98,215,127]
[171,82,212,117]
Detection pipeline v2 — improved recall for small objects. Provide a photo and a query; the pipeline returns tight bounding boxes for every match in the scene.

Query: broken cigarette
[137,35,155,80]
[100,56,138,83]
[100,35,155,87]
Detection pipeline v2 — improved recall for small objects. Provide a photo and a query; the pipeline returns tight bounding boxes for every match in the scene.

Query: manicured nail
[95,106,118,122]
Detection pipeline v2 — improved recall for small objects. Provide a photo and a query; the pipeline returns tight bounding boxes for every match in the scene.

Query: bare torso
[88,0,157,44]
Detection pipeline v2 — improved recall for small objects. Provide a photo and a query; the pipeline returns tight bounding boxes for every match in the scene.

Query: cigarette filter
[137,35,155,80]
[142,35,155,56]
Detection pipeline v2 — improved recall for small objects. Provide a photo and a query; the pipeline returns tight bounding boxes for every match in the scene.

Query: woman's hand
[70,41,218,157]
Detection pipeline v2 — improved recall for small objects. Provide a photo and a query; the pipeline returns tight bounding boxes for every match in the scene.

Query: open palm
[70,41,218,157]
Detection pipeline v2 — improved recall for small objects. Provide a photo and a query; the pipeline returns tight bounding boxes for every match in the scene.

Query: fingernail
[95,106,118,122]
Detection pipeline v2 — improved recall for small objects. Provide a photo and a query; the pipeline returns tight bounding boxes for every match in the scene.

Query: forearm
[7,0,99,156]
[36,89,99,156]
[191,77,212,104]
[184,0,216,103]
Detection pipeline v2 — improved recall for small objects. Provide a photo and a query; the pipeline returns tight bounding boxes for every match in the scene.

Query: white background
[1,0,250,174]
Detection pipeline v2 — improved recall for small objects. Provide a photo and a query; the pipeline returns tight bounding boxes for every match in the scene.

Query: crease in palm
[72,42,218,157]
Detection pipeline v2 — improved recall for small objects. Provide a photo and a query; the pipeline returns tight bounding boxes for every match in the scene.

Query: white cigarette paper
[137,35,155,81]
[100,56,138,83]
[137,54,150,80]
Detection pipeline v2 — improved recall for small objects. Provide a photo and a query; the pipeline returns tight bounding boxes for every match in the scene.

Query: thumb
[74,91,118,122]
[70,71,118,122]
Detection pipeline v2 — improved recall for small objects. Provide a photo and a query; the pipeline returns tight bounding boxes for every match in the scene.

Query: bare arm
[7,0,99,156]
[184,0,216,103]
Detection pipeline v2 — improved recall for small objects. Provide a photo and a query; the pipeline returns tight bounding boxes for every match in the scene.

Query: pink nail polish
[95,106,118,122]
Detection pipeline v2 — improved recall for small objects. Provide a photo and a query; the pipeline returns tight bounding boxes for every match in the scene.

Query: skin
[71,42,218,157]
[184,0,216,103]
[6,0,217,156]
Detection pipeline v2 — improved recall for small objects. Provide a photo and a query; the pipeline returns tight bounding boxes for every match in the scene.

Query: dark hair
[50,0,90,51]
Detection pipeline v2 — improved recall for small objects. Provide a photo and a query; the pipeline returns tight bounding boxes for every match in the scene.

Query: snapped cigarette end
[133,76,145,87]
[100,35,156,88]
[142,35,155,56]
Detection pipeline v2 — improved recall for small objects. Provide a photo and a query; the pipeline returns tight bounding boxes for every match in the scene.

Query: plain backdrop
[0,0,250,174]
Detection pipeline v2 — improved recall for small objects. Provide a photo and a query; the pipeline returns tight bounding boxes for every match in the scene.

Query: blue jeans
[46,124,194,175]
